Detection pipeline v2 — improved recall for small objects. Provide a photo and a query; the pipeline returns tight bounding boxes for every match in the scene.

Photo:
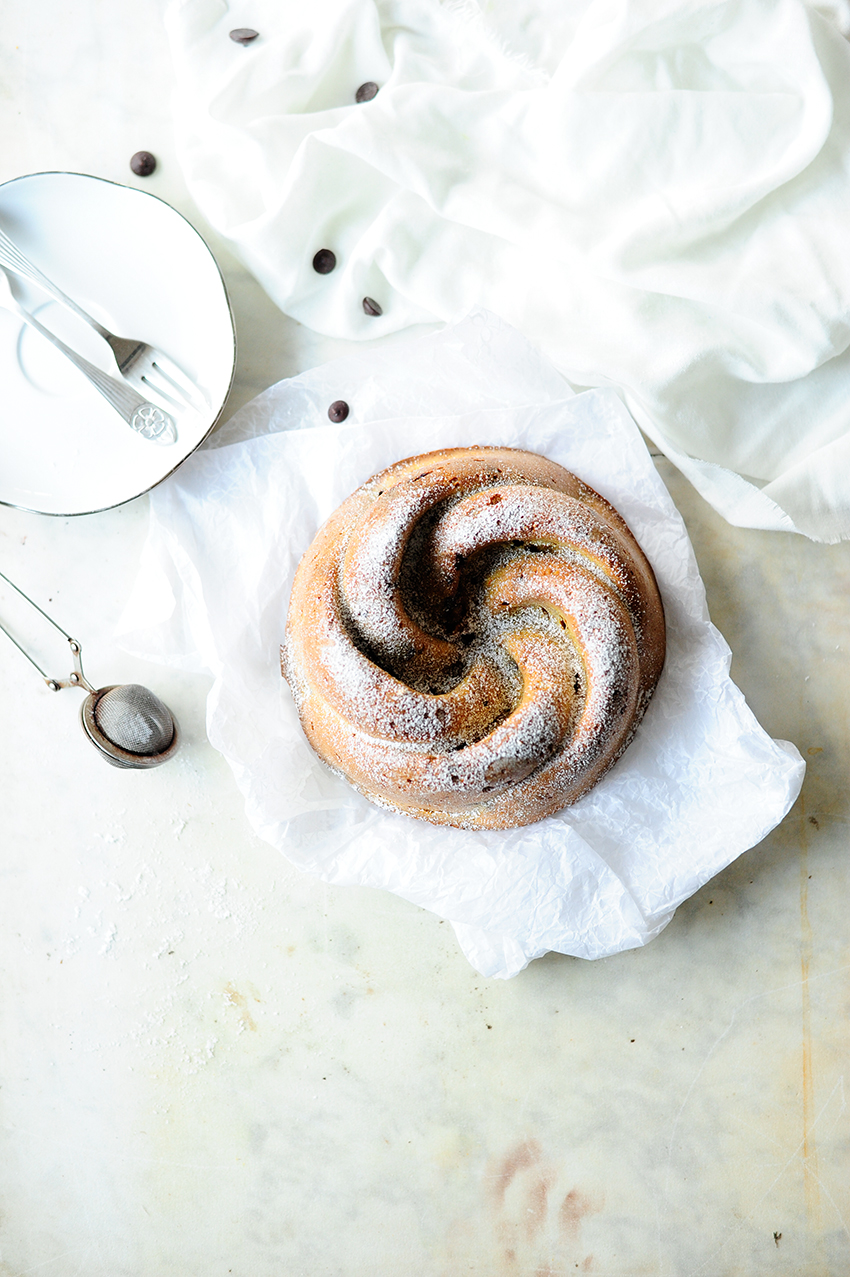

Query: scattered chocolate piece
[328,400,350,423]
[312,249,336,275]
[230,28,259,44]
[355,82,379,103]
[130,151,156,177]
[362,296,382,316]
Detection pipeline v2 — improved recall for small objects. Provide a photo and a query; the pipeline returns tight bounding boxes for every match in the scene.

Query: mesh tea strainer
[0,569,179,768]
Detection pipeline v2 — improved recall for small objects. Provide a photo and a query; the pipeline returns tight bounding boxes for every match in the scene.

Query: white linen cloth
[118,314,805,977]
[165,0,850,542]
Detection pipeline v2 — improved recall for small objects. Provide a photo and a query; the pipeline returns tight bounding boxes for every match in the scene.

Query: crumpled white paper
[165,0,850,542]
[119,313,805,977]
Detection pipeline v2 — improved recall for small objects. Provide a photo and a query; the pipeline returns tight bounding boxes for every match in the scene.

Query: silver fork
[0,268,177,444]
[0,223,207,412]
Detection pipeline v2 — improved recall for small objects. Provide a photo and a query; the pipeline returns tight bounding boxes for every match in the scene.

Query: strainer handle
[39,636,96,694]
[0,570,95,692]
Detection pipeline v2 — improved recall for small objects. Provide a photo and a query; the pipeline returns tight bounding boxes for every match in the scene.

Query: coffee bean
[355,82,379,103]
[230,28,259,43]
[312,249,336,275]
[130,151,156,177]
[328,400,350,423]
[362,296,382,316]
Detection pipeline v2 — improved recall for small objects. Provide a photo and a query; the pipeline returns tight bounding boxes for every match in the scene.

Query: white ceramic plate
[0,172,235,515]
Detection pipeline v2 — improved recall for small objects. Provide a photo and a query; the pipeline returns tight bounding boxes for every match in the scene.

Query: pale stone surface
[1,3,849,1275]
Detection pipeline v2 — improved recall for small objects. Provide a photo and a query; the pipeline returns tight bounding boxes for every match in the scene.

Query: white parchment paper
[119,312,805,978]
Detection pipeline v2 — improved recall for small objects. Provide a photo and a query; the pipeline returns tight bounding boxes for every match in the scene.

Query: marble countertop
[2,4,849,1274]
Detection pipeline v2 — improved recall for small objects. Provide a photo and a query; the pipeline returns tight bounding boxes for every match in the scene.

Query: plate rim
[0,169,237,518]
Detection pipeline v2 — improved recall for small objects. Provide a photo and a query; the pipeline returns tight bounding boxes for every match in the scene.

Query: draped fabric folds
[166,0,850,541]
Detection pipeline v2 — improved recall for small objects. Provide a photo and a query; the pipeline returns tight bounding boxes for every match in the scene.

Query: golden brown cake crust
[281,446,666,829]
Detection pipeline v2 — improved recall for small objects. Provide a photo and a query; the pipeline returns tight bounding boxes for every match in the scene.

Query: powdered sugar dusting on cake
[282,446,665,830]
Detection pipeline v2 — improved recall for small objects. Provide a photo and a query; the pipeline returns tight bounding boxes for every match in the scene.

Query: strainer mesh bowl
[93,684,175,755]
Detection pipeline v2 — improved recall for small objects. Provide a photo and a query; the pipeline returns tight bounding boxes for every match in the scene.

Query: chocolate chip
[312,249,336,275]
[230,28,259,44]
[355,82,379,103]
[130,151,156,177]
[328,400,350,423]
[362,296,382,316]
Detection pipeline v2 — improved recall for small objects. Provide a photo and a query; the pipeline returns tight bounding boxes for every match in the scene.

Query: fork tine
[148,355,210,410]
[137,373,187,413]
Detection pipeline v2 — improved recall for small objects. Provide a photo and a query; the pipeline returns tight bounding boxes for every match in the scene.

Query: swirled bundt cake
[281,446,665,829]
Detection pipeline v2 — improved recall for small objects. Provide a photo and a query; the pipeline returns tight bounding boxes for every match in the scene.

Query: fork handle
[15,303,176,444]
[0,226,111,342]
